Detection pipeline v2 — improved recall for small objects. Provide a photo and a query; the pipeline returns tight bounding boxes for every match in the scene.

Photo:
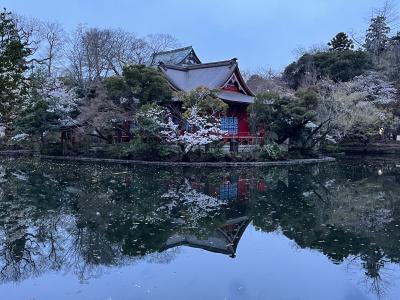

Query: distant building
[156,46,262,147]
[149,46,201,66]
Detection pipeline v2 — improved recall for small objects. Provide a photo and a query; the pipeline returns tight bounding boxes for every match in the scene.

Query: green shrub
[260,142,285,161]
[122,137,155,159]
[121,137,180,160]
[156,144,180,159]
[202,143,225,161]
[104,76,130,101]
[122,65,172,105]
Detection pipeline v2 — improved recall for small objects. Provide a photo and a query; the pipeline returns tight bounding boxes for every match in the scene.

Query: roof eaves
[158,65,184,91]
[189,48,202,64]
[160,58,237,71]
[234,65,255,96]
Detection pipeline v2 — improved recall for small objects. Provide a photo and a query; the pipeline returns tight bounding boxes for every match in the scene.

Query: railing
[223,133,264,145]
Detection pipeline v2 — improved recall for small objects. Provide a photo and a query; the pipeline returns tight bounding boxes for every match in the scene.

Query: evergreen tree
[248,90,319,145]
[122,64,172,105]
[328,32,354,51]
[0,9,32,127]
[364,15,391,59]
[283,51,372,89]
[391,32,400,45]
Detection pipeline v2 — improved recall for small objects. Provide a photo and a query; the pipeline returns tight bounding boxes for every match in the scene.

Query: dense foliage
[105,65,172,106]
[283,50,372,89]
[123,64,172,105]
[248,90,320,152]
[328,32,354,51]
[0,9,32,126]
[252,7,400,152]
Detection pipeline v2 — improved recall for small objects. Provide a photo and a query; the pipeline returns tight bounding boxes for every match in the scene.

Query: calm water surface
[0,157,400,300]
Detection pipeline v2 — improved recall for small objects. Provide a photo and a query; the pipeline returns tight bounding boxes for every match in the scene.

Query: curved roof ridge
[161,58,237,71]
[155,45,193,56]
[233,64,254,96]
[159,58,255,101]
[150,46,201,66]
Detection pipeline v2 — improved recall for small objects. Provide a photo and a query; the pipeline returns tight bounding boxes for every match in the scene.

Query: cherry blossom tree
[161,106,225,153]
[13,72,79,142]
[315,79,393,142]
[34,76,78,118]
[136,103,225,154]
[344,71,397,105]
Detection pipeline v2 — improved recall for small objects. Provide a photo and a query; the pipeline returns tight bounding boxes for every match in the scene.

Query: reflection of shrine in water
[161,216,251,258]
[160,174,266,257]
[189,175,268,202]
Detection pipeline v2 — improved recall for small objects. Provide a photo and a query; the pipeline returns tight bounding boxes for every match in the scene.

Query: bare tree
[83,28,113,80]
[64,24,180,90]
[12,14,49,68]
[374,0,399,29]
[292,43,328,59]
[146,33,180,64]
[102,29,150,74]
[39,21,66,76]
[76,84,133,143]
[128,36,150,64]
[65,24,87,89]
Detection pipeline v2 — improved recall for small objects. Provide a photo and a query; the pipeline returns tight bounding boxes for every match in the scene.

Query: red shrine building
[151,46,262,146]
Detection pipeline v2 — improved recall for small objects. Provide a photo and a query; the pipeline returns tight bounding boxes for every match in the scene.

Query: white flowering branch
[137,105,225,153]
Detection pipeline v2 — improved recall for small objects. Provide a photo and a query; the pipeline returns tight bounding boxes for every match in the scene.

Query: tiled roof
[149,46,200,66]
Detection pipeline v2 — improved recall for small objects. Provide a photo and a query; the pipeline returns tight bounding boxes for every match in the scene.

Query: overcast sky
[3,0,389,72]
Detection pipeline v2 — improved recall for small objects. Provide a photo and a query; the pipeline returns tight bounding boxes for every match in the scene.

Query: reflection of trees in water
[249,160,400,298]
[345,252,395,299]
[0,159,399,298]
[0,160,239,282]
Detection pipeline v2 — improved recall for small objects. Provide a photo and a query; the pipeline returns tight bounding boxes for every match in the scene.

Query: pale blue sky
[3,0,388,71]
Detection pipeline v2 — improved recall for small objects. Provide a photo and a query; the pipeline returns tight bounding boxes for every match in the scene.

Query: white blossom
[10,133,29,141]
[23,76,79,121]
[138,105,225,153]
[158,179,227,225]
[344,71,397,104]
[43,79,78,116]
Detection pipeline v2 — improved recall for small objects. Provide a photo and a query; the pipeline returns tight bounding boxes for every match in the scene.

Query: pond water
[0,157,400,300]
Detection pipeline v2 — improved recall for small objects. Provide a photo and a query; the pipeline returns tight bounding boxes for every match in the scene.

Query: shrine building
[151,46,263,146]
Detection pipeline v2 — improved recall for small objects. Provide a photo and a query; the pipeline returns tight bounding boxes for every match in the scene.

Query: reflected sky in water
[0,157,399,300]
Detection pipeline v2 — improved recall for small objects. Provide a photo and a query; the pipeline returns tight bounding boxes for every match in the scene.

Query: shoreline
[0,151,336,167]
